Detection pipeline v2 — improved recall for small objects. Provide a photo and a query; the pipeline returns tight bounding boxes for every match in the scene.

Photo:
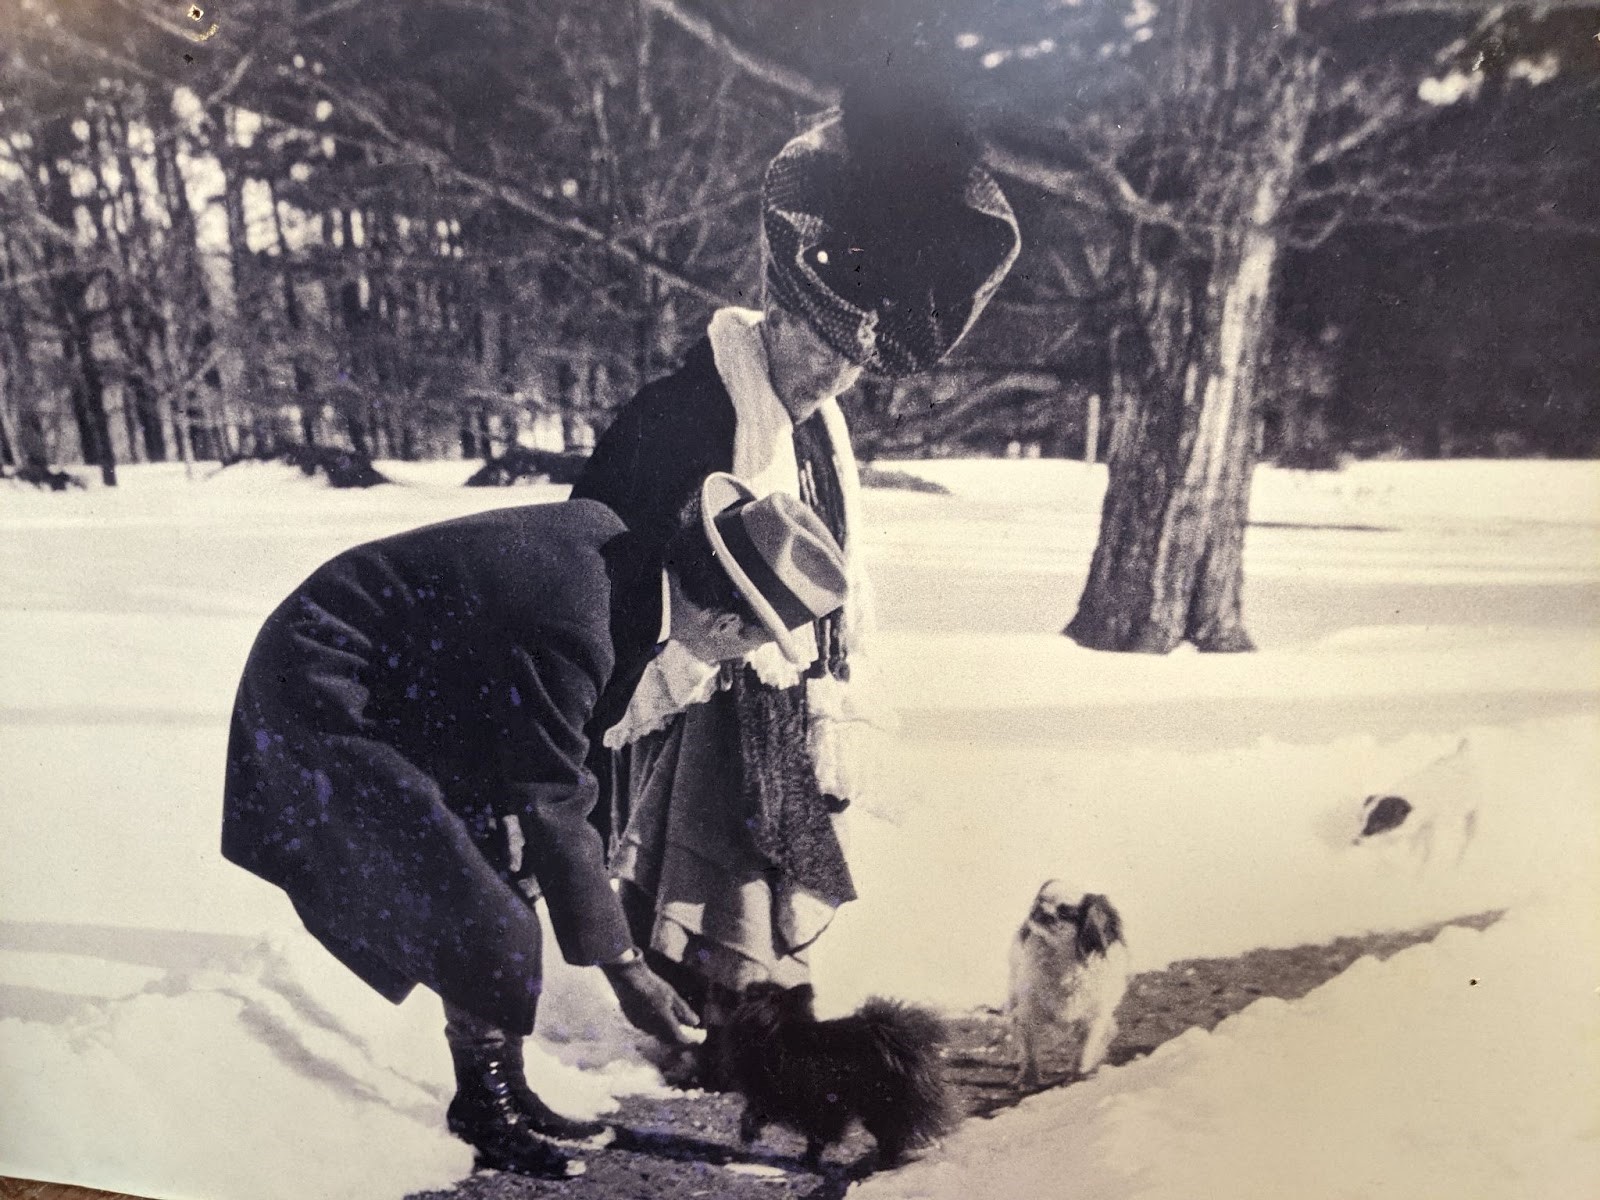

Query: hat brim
[699,473,810,666]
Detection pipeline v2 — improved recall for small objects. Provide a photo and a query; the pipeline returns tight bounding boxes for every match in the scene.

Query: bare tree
[635,0,1597,652]
[1009,0,1598,651]
[1006,0,1327,652]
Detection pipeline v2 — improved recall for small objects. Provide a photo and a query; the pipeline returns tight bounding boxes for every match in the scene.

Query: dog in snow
[1007,881,1129,1088]
[721,982,955,1169]
[1351,739,1480,873]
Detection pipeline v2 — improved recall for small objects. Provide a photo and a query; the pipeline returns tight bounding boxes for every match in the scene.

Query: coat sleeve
[490,624,633,966]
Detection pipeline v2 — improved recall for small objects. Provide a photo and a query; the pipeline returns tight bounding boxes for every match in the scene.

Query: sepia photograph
[1,1,1597,1198]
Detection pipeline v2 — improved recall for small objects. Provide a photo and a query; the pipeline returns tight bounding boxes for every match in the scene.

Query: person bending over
[221,474,848,1178]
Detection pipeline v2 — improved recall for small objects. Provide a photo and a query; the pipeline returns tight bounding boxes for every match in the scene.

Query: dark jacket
[221,498,659,1036]
[573,337,856,913]
[571,338,735,561]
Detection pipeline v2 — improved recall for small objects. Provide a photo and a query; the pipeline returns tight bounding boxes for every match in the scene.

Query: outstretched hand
[601,958,702,1045]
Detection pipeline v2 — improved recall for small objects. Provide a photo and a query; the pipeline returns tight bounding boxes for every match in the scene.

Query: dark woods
[0,0,772,481]
[1,0,1596,488]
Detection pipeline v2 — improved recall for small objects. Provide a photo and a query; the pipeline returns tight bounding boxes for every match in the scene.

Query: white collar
[604,307,872,748]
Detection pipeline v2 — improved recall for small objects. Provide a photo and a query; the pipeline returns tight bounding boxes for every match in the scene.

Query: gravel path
[402,910,1503,1200]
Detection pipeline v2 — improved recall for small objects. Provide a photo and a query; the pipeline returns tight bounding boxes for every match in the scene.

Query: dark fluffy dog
[721,982,955,1169]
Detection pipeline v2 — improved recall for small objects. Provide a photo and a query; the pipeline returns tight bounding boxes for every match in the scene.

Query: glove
[601,954,702,1045]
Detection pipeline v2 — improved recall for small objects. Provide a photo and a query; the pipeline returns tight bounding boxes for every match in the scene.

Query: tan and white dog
[1006,881,1129,1088]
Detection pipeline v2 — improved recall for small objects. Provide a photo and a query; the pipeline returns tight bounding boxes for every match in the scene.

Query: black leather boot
[446,1044,587,1178]
[498,1040,615,1149]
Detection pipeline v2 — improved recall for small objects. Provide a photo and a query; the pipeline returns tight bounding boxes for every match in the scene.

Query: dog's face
[729,982,816,1034]
[1023,881,1122,960]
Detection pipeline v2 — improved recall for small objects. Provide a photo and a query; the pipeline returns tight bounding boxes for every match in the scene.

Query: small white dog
[1006,881,1129,1088]
[1351,739,1480,874]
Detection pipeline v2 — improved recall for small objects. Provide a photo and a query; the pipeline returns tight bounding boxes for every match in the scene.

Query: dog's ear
[1076,894,1122,957]
[1359,794,1413,838]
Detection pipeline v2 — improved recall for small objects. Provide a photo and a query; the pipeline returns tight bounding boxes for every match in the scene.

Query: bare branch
[619,185,760,238]
[640,0,834,106]
[1427,5,1511,66]
[105,0,202,46]
[164,343,227,401]
[297,0,371,28]
[1307,87,1411,167]
[19,19,168,94]
[643,0,1204,231]
[197,50,257,115]
[1283,204,1348,249]
[985,139,1192,231]
[301,78,731,306]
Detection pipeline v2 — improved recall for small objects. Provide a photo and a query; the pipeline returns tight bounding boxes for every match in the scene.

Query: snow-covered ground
[2,456,1597,1200]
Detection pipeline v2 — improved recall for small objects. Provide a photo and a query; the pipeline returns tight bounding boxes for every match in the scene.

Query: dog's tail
[857,998,957,1141]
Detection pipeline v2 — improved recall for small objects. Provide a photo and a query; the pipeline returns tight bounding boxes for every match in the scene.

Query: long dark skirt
[607,691,816,1019]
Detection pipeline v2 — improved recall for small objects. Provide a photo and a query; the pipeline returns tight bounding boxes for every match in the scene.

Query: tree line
[2,0,1596,651]
[0,1,782,483]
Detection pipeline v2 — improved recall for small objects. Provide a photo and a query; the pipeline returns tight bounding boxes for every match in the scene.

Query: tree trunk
[109,95,170,462]
[219,131,267,436]
[475,407,493,462]
[299,394,319,447]
[171,388,196,474]
[53,265,118,485]
[0,234,49,467]
[344,408,372,458]
[63,319,118,487]
[1066,46,1317,653]
[0,389,21,468]
[1066,258,1267,653]
[129,374,167,461]
[35,117,117,485]
[153,117,218,472]
[120,384,143,463]
[266,180,319,447]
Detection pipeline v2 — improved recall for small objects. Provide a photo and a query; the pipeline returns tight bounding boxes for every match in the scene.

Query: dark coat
[221,498,660,1036]
[573,337,856,913]
[571,337,735,560]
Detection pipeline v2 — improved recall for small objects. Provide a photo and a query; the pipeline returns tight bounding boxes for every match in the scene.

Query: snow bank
[815,713,1600,1015]
[855,882,1600,1200]
[0,936,470,1199]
